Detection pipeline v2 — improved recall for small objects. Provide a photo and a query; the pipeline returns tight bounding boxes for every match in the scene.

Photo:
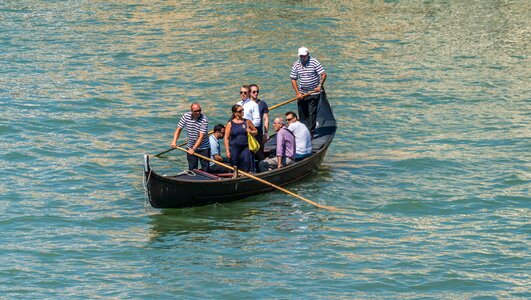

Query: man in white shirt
[285,111,313,160]
[237,85,260,127]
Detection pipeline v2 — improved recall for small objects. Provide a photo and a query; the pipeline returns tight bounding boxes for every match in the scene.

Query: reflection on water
[1,0,530,298]
[147,196,333,242]
[147,205,262,240]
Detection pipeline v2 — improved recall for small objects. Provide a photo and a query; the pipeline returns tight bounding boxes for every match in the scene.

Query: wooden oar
[154,147,177,157]
[154,92,313,157]
[268,91,314,110]
[174,146,339,211]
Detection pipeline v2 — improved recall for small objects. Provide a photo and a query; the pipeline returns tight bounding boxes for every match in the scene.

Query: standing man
[249,84,269,160]
[171,103,210,171]
[258,116,296,172]
[285,111,312,160]
[290,47,327,135]
[209,124,230,173]
[237,85,260,128]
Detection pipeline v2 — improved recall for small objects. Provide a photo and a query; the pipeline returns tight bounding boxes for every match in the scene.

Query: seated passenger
[209,124,230,173]
[285,111,313,160]
[258,116,296,172]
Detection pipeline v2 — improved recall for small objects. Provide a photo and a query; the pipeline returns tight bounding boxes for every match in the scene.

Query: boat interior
[165,125,335,182]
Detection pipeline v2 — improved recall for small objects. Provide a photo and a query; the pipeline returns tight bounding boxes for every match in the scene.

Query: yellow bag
[248,133,260,153]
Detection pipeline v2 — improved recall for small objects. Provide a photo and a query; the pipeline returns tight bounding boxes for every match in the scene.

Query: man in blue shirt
[290,47,327,135]
[208,124,230,173]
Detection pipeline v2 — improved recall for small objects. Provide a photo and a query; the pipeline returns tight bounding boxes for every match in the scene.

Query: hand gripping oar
[174,146,340,211]
[154,92,315,157]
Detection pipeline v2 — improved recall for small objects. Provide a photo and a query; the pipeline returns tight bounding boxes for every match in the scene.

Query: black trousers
[187,148,210,171]
[298,93,319,133]
[254,129,266,161]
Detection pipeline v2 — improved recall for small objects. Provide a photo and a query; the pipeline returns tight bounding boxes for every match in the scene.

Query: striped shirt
[290,56,325,94]
[177,112,210,150]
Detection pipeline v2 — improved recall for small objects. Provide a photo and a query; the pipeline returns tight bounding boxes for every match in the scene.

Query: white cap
[298,47,309,56]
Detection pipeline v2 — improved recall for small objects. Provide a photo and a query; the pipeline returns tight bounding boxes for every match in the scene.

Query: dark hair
[231,104,242,119]
[285,111,298,119]
[249,84,259,90]
[240,85,250,92]
[213,124,225,133]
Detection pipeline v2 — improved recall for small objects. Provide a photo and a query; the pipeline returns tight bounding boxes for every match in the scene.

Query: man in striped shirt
[171,103,210,171]
[290,47,327,135]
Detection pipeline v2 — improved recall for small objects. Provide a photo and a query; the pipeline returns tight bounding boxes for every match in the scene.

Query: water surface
[1,1,529,298]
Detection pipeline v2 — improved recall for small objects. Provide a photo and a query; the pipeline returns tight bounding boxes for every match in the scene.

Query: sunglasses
[286,118,293,122]
[251,90,259,94]
[236,109,244,113]
[192,109,201,113]
[240,91,248,94]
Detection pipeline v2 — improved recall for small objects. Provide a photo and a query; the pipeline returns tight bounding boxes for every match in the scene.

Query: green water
[1,1,529,298]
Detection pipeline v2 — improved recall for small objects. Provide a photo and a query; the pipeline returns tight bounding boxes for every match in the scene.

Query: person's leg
[230,144,242,169]
[284,157,295,167]
[298,98,310,130]
[255,130,265,161]
[258,157,277,172]
[239,148,254,172]
[307,94,319,133]
[196,148,210,171]
[187,150,199,170]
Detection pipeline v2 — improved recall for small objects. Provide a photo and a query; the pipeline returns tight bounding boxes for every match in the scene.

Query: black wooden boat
[143,91,336,208]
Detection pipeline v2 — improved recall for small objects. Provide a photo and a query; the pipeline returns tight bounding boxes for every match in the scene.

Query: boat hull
[144,142,330,208]
[143,91,336,209]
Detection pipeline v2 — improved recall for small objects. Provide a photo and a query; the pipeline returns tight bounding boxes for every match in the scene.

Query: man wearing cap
[290,47,327,135]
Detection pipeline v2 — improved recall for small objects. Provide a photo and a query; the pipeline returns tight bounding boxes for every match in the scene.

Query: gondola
[143,91,336,208]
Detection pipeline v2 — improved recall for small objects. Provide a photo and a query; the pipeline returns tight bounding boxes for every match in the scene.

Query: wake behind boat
[143,91,336,209]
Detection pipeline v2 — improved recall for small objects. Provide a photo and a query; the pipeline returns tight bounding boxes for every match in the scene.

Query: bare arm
[171,127,182,148]
[263,112,269,142]
[246,120,258,136]
[188,132,205,154]
[314,72,327,93]
[320,72,327,85]
[224,122,231,159]
[291,79,302,99]
[277,156,282,168]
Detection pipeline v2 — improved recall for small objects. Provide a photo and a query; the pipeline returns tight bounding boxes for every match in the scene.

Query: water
[1,1,529,298]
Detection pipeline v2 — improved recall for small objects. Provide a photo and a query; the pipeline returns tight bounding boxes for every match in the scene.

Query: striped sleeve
[314,59,325,75]
[290,62,299,80]
[177,113,189,129]
[200,115,208,134]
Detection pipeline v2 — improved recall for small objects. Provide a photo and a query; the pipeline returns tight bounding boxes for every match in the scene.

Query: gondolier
[170,102,210,171]
[144,91,336,209]
[290,47,327,135]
